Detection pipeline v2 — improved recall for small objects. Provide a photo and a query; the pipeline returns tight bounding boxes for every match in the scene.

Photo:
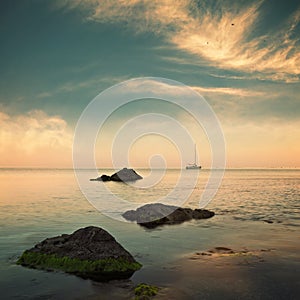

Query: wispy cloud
[111,77,266,99]
[36,92,52,99]
[35,75,130,99]
[192,86,265,97]
[172,2,298,79]
[56,0,300,82]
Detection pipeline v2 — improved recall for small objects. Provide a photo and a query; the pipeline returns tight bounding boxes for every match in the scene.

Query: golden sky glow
[0,105,299,168]
[0,1,299,168]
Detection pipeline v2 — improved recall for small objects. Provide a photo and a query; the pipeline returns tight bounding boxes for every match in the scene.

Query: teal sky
[0,0,299,168]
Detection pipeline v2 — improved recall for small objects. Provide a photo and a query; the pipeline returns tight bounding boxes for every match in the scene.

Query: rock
[17,226,142,281]
[90,168,143,182]
[110,168,143,182]
[134,283,159,299]
[263,219,274,224]
[193,209,215,219]
[122,203,215,228]
[99,174,111,182]
[208,247,234,254]
[192,247,255,259]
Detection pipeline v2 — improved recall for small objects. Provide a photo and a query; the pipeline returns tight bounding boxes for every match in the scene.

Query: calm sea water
[0,169,299,299]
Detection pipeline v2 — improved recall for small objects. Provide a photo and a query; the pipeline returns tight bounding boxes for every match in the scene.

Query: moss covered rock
[134,283,159,299]
[17,226,142,281]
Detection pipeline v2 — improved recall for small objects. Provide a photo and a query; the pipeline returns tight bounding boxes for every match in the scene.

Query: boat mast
[194,144,197,165]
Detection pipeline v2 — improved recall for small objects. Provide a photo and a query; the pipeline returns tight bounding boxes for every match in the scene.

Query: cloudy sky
[0,0,299,168]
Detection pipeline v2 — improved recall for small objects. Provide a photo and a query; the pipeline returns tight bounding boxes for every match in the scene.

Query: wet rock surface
[90,168,143,182]
[122,203,215,228]
[17,226,142,281]
[189,246,275,265]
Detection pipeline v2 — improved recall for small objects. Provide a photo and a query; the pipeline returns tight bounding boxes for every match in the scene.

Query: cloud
[115,77,260,97]
[192,86,265,97]
[0,110,73,167]
[56,0,300,82]
[36,92,52,99]
[56,0,187,34]
[35,75,130,99]
[171,2,300,81]
[118,78,194,96]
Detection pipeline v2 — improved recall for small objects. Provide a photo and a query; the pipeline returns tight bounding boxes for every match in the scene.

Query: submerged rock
[90,168,143,182]
[122,203,215,228]
[190,247,274,262]
[134,283,159,299]
[17,226,142,281]
[262,219,274,224]
[99,174,111,182]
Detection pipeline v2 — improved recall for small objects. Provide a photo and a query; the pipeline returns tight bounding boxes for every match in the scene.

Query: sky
[0,0,299,168]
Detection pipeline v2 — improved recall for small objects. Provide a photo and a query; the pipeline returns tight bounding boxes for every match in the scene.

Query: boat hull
[186,165,201,169]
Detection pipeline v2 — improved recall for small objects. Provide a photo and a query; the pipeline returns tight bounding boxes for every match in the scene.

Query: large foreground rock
[17,226,142,281]
[90,168,143,182]
[123,203,215,228]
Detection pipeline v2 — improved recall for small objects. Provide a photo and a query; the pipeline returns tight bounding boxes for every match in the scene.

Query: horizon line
[0,167,299,170]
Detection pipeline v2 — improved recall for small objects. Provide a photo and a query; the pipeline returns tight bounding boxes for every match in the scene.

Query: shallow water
[0,169,299,299]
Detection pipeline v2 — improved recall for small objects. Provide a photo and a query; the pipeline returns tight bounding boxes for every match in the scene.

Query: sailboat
[186,144,202,169]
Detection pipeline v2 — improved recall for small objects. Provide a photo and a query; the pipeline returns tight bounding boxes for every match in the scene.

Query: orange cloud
[57,0,300,82]
[173,5,300,80]
[0,110,72,167]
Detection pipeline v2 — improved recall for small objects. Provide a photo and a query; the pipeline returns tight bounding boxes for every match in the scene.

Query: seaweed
[134,283,159,299]
[17,251,142,276]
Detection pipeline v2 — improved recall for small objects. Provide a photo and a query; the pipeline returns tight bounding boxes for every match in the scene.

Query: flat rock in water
[122,203,215,228]
[90,168,143,182]
[17,226,142,281]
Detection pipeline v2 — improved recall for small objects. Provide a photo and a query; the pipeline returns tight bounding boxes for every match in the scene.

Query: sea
[0,168,299,299]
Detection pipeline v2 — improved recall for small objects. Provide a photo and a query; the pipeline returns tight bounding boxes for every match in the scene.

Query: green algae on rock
[17,226,142,281]
[134,283,159,299]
